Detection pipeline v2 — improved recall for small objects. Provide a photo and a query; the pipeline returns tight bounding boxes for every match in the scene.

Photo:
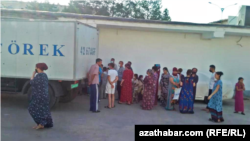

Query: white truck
[1,20,99,108]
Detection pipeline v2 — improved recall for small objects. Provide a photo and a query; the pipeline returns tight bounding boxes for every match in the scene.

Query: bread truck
[1,20,99,108]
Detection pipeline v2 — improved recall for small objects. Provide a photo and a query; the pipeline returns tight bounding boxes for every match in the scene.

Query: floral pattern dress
[153,72,158,105]
[179,77,194,113]
[120,69,134,103]
[28,73,53,128]
[141,75,155,110]
[208,80,224,122]
[160,73,170,107]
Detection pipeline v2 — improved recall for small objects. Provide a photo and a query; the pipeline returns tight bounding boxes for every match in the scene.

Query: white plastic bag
[173,88,181,100]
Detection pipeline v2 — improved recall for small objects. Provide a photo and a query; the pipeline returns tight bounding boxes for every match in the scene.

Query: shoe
[92,110,100,113]
[241,112,245,115]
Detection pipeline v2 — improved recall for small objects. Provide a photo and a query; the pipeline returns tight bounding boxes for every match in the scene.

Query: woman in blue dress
[207,72,224,122]
[165,67,180,110]
[179,69,195,114]
[29,63,53,129]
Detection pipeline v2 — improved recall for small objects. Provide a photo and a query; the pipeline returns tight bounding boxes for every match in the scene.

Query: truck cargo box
[1,20,99,81]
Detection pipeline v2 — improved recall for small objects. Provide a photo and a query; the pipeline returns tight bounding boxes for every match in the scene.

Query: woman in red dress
[119,64,134,105]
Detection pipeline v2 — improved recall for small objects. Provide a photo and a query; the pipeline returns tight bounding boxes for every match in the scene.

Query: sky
[2,0,250,23]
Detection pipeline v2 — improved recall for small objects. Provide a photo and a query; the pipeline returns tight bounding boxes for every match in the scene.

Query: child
[132,74,139,103]
[100,67,108,99]
[136,75,144,103]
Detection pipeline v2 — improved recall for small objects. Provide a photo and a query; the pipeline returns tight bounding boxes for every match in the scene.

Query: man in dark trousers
[203,65,216,112]
[191,68,199,102]
[88,58,102,113]
[117,61,125,101]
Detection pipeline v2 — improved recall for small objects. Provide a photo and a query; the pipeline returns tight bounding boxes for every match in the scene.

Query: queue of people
[28,59,246,129]
[88,58,247,122]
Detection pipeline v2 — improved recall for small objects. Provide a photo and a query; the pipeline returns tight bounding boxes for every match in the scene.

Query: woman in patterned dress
[28,63,53,130]
[141,69,155,110]
[160,67,170,107]
[152,66,158,105]
[179,69,195,114]
[119,64,134,105]
[165,67,180,110]
[207,72,224,122]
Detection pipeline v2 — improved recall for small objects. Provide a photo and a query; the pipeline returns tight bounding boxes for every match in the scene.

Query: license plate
[71,83,79,89]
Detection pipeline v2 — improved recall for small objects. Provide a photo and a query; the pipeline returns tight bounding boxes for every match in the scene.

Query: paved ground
[1,93,250,141]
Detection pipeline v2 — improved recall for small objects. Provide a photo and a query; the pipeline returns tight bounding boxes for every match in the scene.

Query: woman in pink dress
[234,77,245,115]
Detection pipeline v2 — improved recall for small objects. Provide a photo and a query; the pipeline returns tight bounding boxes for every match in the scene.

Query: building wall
[98,28,250,90]
[237,6,246,26]
[228,16,238,25]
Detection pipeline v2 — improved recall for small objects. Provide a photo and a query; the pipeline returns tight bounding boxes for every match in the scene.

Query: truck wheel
[59,88,78,103]
[27,86,58,109]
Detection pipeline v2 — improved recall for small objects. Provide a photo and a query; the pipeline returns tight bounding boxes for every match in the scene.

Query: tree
[26,1,60,12]
[34,0,171,21]
[162,8,171,21]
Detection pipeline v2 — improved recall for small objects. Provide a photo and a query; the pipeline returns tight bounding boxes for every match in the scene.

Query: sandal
[209,118,213,122]
[118,102,123,104]
[104,106,111,109]
[112,105,115,108]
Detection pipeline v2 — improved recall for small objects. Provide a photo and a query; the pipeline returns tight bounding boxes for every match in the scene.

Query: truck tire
[59,88,78,103]
[27,85,58,109]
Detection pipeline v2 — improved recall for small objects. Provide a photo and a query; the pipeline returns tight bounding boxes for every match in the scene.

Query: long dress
[160,73,170,107]
[153,72,158,105]
[28,73,53,128]
[133,79,139,100]
[179,77,194,113]
[165,75,180,110]
[208,80,224,122]
[141,75,155,110]
[120,69,133,103]
[235,83,244,112]
[154,70,160,105]
[191,74,199,101]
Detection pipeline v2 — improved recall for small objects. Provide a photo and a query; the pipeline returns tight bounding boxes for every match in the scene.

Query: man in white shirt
[203,65,216,112]
[105,63,118,108]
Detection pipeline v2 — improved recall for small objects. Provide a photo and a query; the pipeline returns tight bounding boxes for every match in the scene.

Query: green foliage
[28,0,171,21]
[26,1,60,12]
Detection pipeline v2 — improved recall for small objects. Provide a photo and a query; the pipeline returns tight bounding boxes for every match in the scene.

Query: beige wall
[98,28,250,90]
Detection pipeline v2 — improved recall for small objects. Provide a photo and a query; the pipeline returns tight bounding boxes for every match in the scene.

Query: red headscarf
[36,63,48,71]
[172,67,178,76]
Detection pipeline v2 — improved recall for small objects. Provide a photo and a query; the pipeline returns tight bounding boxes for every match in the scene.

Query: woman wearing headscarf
[119,63,134,105]
[152,66,158,105]
[234,77,245,115]
[207,72,224,122]
[160,67,170,107]
[29,63,53,129]
[141,69,155,110]
[165,67,180,110]
[179,69,195,114]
